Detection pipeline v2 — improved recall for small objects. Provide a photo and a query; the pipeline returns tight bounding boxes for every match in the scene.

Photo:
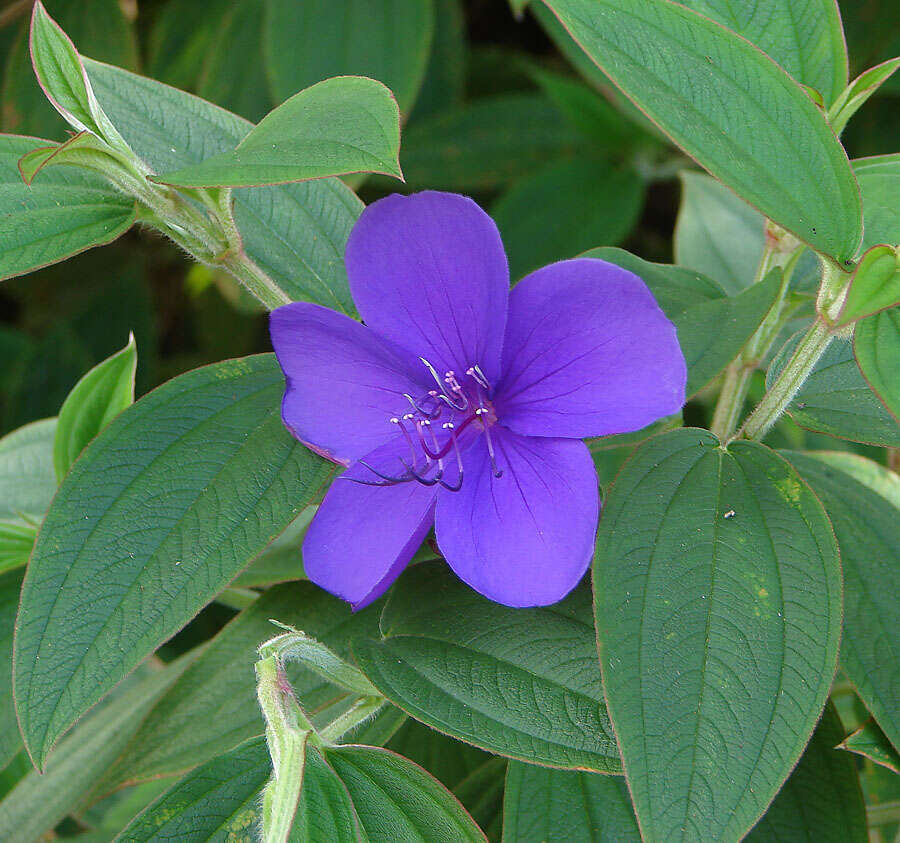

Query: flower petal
[345,191,509,383]
[271,302,430,465]
[303,439,437,610]
[495,258,686,438]
[434,428,598,607]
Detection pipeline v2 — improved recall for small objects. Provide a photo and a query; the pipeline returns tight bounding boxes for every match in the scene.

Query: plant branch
[737,319,834,441]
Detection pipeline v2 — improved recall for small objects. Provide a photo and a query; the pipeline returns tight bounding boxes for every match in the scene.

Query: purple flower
[270,191,685,609]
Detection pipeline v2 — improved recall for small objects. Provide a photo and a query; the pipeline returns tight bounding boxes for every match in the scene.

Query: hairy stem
[738,319,834,441]
[255,654,317,843]
[710,236,799,440]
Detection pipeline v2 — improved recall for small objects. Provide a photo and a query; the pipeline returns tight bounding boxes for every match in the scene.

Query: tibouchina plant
[272,191,685,609]
[0,2,897,842]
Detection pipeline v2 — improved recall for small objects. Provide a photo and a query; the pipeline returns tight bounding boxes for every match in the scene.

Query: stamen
[482,422,503,479]
[391,416,419,469]
[402,392,441,420]
[465,365,490,390]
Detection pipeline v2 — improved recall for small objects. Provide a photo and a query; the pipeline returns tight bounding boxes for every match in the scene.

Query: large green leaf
[156,76,402,188]
[855,307,900,423]
[263,0,434,115]
[674,171,764,294]
[768,330,900,445]
[52,333,136,480]
[595,429,841,842]
[784,452,900,756]
[585,247,783,396]
[854,154,900,251]
[397,94,584,191]
[0,417,57,524]
[14,354,333,768]
[746,702,866,841]
[676,0,847,105]
[542,0,861,263]
[493,158,643,281]
[0,134,135,281]
[0,571,23,769]
[0,654,195,842]
[84,60,363,315]
[353,562,621,773]
[327,745,487,842]
[502,762,640,841]
[99,582,384,790]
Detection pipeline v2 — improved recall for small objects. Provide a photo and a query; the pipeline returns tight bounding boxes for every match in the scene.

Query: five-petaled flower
[270,191,686,609]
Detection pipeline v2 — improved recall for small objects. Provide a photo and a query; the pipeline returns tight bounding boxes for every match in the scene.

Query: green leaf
[263,0,434,116]
[16,131,130,186]
[28,1,130,152]
[453,757,506,842]
[155,76,402,188]
[291,746,362,842]
[595,429,841,842]
[388,719,493,792]
[585,247,783,396]
[231,507,312,587]
[503,762,640,841]
[53,332,136,480]
[0,135,136,281]
[146,0,231,90]
[855,307,900,423]
[675,0,848,105]
[674,171,765,294]
[1,0,137,140]
[0,417,57,524]
[0,571,23,769]
[746,702,867,842]
[0,652,195,842]
[782,452,900,757]
[829,57,900,136]
[327,745,487,842]
[493,158,643,281]
[0,522,35,575]
[528,66,653,152]
[196,0,272,123]
[353,561,622,773]
[837,245,900,325]
[123,738,484,842]
[85,59,363,315]
[542,0,862,263]
[854,154,900,251]
[14,354,333,769]
[838,719,900,775]
[115,736,275,842]
[397,94,584,191]
[409,0,467,122]
[97,582,383,790]
[768,330,900,445]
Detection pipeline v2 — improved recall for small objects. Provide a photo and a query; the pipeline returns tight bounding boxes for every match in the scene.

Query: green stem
[318,696,388,744]
[710,241,798,439]
[212,188,291,310]
[255,654,319,843]
[738,319,833,441]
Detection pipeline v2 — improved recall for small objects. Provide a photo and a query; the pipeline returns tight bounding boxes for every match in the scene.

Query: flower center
[352,359,503,492]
